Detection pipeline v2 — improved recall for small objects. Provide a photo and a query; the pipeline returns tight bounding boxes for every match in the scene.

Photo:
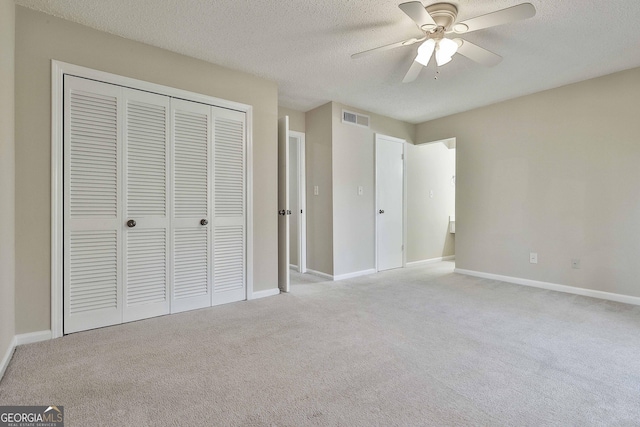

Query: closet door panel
[171,99,212,313]
[212,108,246,305]
[122,89,171,322]
[64,76,123,333]
[63,74,248,333]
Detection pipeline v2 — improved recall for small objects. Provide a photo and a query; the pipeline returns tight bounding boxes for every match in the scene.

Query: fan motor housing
[425,3,458,30]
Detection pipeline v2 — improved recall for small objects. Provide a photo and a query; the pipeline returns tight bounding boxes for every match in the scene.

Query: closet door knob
[127,219,136,228]
[200,219,208,226]
[378,210,384,214]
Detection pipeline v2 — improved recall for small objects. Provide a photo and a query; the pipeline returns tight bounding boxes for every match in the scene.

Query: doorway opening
[405,137,456,267]
[288,131,306,274]
[278,116,311,291]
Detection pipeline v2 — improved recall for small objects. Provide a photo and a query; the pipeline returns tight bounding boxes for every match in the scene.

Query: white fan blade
[454,3,535,34]
[402,61,423,83]
[455,39,502,67]
[351,36,426,59]
[399,1,437,29]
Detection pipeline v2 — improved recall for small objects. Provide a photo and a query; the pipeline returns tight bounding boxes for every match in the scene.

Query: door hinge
[401,154,404,160]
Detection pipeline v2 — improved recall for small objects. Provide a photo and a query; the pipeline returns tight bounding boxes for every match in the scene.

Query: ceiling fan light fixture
[435,37,458,66]
[415,39,436,66]
[420,23,437,31]
[436,55,453,66]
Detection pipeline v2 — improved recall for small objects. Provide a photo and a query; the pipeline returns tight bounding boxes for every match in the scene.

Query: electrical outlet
[529,252,538,264]
[571,258,581,269]
[314,186,319,196]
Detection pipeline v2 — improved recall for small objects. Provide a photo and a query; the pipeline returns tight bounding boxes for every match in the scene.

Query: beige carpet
[290,269,326,286]
[2,262,640,426]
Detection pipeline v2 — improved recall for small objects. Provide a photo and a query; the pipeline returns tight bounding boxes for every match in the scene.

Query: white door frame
[289,131,307,274]
[374,133,407,272]
[51,60,254,338]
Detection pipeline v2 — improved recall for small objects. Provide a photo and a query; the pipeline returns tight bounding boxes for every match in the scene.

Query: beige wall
[331,103,375,276]
[406,142,455,262]
[331,102,416,276]
[417,67,640,298]
[0,0,16,366]
[305,100,418,277]
[15,7,279,334]
[282,102,418,277]
[334,103,416,145]
[278,106,306,133]
[305,102,333,275]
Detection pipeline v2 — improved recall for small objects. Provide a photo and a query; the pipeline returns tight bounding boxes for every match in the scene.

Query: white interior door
[171,99,212,312]
[278,117,290,292]
[122,88,171,322]
[64,76,123,333]
[376,134,405,271]
[212,107,247,305]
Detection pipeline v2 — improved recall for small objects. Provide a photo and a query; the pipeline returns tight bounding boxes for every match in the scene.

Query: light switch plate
[530,252,538,264]
[314,185,319,196]
[357,186,363,196]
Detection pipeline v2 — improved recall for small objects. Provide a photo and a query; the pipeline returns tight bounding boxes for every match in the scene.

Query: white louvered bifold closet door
[170,99,213,313]
[122,89,171,322]
[64,76,123,334]
[63,75,248,334]
[212,107,246,305]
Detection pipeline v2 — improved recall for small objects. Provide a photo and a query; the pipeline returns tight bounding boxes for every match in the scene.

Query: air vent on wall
[342,110,370,128]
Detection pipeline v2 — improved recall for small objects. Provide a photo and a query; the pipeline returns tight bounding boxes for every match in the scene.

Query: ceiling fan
[352,2,536,83]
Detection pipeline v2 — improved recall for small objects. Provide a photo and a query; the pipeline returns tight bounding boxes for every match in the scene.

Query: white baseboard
[1,330,52,381]
[251,288,280,300]
[289,264,299,271]
[0,337,17,382]
[306,269,333,280]
[455,268,640,307]
[406,256,455,267]
[333,269,377,281]
[15,330,52,346]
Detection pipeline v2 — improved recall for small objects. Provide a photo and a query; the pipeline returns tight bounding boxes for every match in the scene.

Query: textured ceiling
[15,0,640,123]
